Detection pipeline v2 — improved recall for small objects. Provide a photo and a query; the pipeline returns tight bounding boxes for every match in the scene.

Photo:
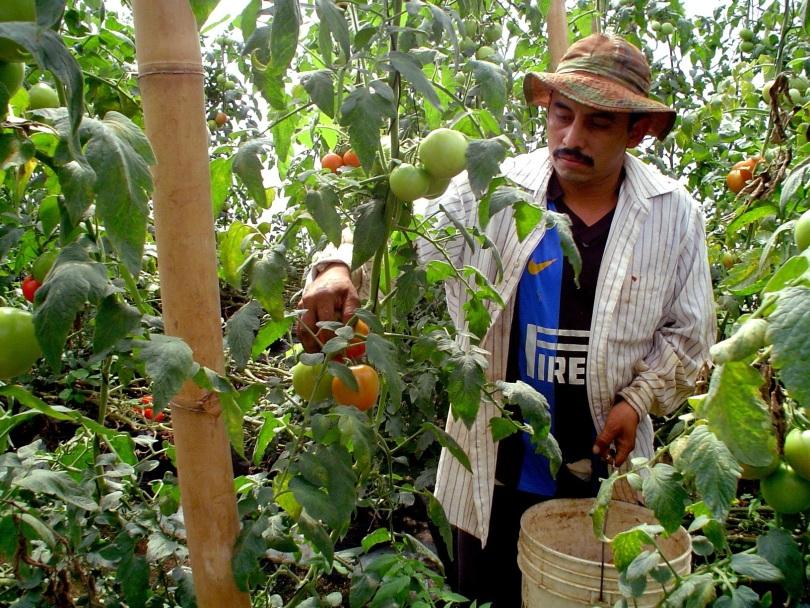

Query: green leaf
[714,586,760,608]
[489,416,520,442]
[316,0,350,58]
[779,158,810,213]
[463,296,490,339]
[768,286,810,405]
[447,349,487,426]
[387,51,441,109]
[339,82,396,173]
[335,406,376,475]
[0,134,35,168]
[426,493,453,560]
[134,335,197,410]
[611,529,653,572]
[305,188,343,247]
[480,185,535,230]
[249,246,288,320]
[233,139,273,209]
[514,201,544,242]
[301,70,336,117]
[93,296,142,354]
[298,512,334,565]
[20,513,56,548]
[291,444,357,534]
[119,548,149,608]
[497,381,551,437]
[664,573,716,608]
[189,0,220,28]
[422,421,471,472]
[702,361,777,468]
[0,516,17,560]
[34,244,112,370]
[251,315,295,359]
[351,199,387,270]
[210,156,233,217]
[756,528,804,598]
[730,553,784,582]
[626,550,660,583]
[253,411,283,466]
[361,528,392,553]
[680,425,740,521]
[225,300,264,370]
[726,204,778,236]
[547,211,581,284]
[270,0,301,76]
[220,392,245,459]
[13,469,98,512]
[470,59,507,116]
[79,112,155,274]
[466,138,508,197]
[641,463,689,534]
[0,23,84,156]
[590,474,617,539]
[57,160,95,226]
[219,221,256,290]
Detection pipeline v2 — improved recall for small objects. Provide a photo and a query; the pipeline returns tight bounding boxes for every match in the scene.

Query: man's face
[546,91,646,187]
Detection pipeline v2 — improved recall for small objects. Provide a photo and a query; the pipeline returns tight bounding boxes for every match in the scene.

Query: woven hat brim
[523,72,676,141]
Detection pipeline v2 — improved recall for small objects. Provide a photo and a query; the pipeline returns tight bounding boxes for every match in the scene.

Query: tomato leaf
[251,315,295,359]
[220,392,246,458]
[700,361,777,467]
[479,185,533,229]
[219,221,257,290]
[57,160,95,226]
[351,199,387,270]
[466,138,508,197]
[470,59,507,117]
[232,515,271,591]
[301,70,336,117]
[233,138,273,209]
[768,286,810,405]
[13,469,98,512]
[547,211,581,285]
[730,553,784,582]
[315,0,350,59]
[590,472,617,540]
[514,201,544,242]
[34,244,112,371]
[249,246,288,320]
[339,82,396,173]
[387,51,442,110]
[335,405,375,475]
[225,300,264,370]
[93,296,142,355]
[426,493,453,561]
[641,463,689,534]
[679,425,741,521]
[366,333,403,406]
[756,528,804,598]
[118,547,149,608]
[291,444,357,535]
[189,0,220,28]
[446,348,487,426]
[422,421,471,472]
[270,0,301,76]
[611,528,653,572]
[134,335,197,410]
[305,188,342,247]
[713,586,760,608]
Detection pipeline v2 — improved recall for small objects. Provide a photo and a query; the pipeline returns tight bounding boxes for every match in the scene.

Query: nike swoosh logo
[527,258,557,275]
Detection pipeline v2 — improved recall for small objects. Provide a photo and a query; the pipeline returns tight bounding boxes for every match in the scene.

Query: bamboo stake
[548,0,569,71]
[131,3,250,607]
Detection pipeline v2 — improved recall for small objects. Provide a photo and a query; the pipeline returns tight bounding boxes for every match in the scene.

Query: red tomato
[143,407,154,420]
[342,149,361,167]
[321,152,344,173]
[154,411,166,422]
[345,320,369,360]
[21,276,41,303]
[141,395,153,404]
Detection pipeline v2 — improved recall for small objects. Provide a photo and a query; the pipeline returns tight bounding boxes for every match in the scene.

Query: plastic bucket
[517,498,691,608]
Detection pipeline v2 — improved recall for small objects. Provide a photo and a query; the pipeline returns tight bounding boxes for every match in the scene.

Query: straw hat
[523,34,676,141]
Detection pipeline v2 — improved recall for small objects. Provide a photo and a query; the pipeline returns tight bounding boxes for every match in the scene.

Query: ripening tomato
[321,152,344,173]
[342,149,361,168]
[345,320,369,360]
[726,169,749,193]
[21,276,40,303]
[332,364,380,411]
[214,111,228,127]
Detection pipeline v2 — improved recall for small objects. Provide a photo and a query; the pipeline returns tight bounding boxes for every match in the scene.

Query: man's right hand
[297,263,361,353]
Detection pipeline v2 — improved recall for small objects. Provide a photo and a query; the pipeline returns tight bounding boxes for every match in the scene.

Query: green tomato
[483,23,502,43]
[425,175,451,199]
[0,0,35,62]
[760,462,810,514]
[0,61,24,97]
[28,82,59,110]
[762,80,775,103]
[418,128,468,179]
[790,76,809,94]
[789,87,804,104]
[0,307,41,379]
[291,361,332,402]
[740,28,755,42]
[460,38,477,57]
[741,41,755,53]
[32,250,58,282]
[463,17,478,37]
[660,22,674,36]
[650,20,661,32]
[784,429,810,481]
[389,163,431,202]
[475,45,496,60]
[795,208,810,251]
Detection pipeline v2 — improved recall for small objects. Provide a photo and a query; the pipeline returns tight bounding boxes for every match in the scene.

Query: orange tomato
[332,364,380,411]
[214,111,228,127]
[345,320,369,360]
[342,149,361,167]
[321,152,344,173]
[726,169,748,193]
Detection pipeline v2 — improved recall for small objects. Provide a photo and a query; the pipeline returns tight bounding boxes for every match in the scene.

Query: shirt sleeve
[617,201,716,419]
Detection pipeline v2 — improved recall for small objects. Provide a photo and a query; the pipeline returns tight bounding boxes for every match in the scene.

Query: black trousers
[435,467,599,608]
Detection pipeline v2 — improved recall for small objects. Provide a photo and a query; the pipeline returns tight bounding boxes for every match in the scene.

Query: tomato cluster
[134,395,166,422]
[321,149,361,173]
[388,128,468,202]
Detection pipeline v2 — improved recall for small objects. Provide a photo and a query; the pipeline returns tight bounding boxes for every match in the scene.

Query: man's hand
[592,400,639,467]
[297,263,360,353]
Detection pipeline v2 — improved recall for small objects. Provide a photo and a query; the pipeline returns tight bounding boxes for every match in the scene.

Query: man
[299,34,715,606]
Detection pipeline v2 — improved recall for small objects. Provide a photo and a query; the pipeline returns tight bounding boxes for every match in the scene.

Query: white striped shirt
[310,148,715,546]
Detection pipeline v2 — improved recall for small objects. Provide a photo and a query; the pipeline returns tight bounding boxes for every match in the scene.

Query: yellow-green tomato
[28,82,59,110]
[291,361,332,402]
[784,428,810,481]
[389,163,431,202]
[760,462,810,514]
[0,61,24,97]
[0,0,36,62]
[425,175,451,199]
[418,128,469,179]
[795,209,810,252]
[0,307,41,379]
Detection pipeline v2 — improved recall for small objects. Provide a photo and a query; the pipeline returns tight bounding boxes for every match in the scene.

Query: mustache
[553,148,594,166]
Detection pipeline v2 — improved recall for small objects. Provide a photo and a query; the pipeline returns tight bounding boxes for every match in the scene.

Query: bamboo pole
[548,0,569,71]
[131,3,250,607]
